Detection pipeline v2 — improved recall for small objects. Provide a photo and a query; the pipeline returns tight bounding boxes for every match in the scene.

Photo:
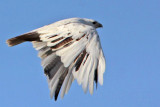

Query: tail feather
[6,32,40,47]
[7,37,25,47]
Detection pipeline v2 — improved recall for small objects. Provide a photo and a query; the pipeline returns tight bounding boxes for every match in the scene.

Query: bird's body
[6,18,106,100]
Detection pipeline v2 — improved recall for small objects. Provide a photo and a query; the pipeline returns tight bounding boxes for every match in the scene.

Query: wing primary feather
[49,66,65,98]
[83,54,89,65]
[94,68,98,89]
[75,54,90,85]
[82,56,93,93]
[44,56,61,79]
[89,61,96,94]
[65,73,74,94]
[98,50,106,85]
[41,52,56,68]
[40,49,53,59]
[38,46,53,59]
[75,49,86,71]
[55,69,68,101]
[60,70,71,98]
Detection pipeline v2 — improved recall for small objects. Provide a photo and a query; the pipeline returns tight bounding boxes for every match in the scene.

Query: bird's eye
[92,21,97,24]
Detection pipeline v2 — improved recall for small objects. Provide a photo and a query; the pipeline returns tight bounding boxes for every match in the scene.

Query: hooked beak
[97,23,103,28]
[99,23,103,28]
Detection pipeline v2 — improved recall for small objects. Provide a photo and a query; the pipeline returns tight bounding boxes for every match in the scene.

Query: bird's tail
[6,32,40,47]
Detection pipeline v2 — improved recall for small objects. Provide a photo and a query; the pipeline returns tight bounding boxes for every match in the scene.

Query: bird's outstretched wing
[32,23,105,100]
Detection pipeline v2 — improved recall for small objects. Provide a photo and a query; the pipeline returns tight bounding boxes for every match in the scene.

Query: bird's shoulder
[34,19,95,34]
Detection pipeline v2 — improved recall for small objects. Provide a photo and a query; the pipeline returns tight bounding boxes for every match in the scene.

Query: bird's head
[79,18,103,28]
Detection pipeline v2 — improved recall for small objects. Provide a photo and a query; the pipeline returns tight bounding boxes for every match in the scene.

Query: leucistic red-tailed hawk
[6,18,106,101]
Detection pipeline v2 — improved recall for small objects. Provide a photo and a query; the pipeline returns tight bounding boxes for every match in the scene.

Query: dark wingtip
[54,93,58,101]
[94,68,98,89]
[54,70,68,101]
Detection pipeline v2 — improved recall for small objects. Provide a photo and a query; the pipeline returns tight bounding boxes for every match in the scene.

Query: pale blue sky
[0,0,160,107]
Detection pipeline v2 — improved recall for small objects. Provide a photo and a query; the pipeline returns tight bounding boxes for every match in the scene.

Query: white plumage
[6,18,106,101]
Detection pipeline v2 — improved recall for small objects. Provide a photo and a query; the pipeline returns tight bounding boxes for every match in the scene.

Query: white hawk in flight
[6,18,106,101]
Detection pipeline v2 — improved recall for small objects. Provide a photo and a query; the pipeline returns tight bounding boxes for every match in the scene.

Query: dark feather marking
[48,34,58,39]
[76,34,86,41]
[75,49,86,71]
[39,46,48,51]
[74,52,81,63]
[51,37,64,43]
[39,46,53,58]
[83,54,89,65]
[55,69,68,101]
[47,61,62,80]
[44,56,62,79]
[86,34,90,40]
[40,50,53,59]
[63,42,73,48]
[44,49,53,56]
[86,36,88,39]
[94,68,98,89]
[51,37,73,49]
